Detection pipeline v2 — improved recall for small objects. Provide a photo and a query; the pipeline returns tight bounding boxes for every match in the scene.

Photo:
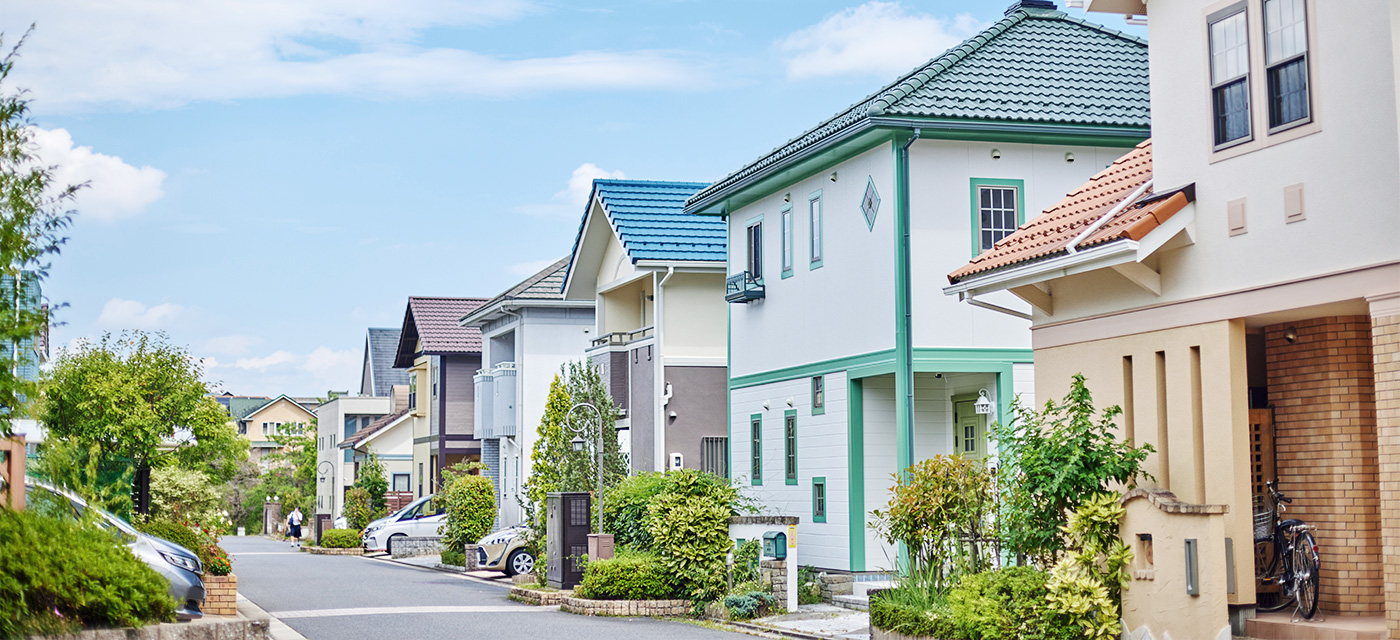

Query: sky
[1,0,1146,397]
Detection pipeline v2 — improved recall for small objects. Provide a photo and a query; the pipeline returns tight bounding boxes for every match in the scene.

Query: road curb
[238,593,308,640]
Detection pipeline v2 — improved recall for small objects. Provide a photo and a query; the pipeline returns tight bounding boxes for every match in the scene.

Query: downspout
[654,267,673,472]
[500,305,523,522]
[894,127,919,574]
[1067,179,1153,254]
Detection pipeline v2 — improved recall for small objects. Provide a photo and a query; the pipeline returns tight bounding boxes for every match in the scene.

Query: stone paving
[750,604,871,640]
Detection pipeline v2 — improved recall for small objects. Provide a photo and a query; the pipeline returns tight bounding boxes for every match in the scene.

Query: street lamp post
[564,402,605,534]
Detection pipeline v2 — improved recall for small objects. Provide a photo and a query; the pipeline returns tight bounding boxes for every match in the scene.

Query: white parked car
[361,495,444,554]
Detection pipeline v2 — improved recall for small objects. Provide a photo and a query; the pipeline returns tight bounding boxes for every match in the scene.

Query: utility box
[762,531,787,560]
[588,533,615,562]
[547,492,591,589]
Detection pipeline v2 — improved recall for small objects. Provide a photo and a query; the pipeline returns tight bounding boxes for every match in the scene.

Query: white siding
[861,376,898,571]
[1013,361,1035,409]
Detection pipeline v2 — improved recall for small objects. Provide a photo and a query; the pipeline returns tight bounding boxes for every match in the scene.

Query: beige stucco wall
[1120,494,1231,640]
[409,356,431,498]
[244,398,314,442]
[660,271,725,360]
[1035,319,1254,607]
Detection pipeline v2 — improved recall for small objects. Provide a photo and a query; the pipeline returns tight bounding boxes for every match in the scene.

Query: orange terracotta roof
[948,139,1193,284]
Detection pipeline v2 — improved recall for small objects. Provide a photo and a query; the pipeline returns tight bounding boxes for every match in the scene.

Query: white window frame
[1262,0,1310,132]
[808,192,823,268]
[1208,3,1253,149]
[780,206,794,278]
[976,185,1020,253]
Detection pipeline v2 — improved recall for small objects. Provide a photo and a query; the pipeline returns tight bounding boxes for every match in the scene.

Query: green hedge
[137,519,200,552]
[573,553,674,601]
[440,474,495,551]
[870,594,957,639]
[0,509,175,637]
[949,566,1073,640]
[440,547,465,567]
[320,529,360,549]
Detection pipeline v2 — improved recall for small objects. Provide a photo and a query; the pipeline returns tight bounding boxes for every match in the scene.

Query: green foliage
[439,470,496,552]
[440,547,465,567]
[869,584,957,639]
[353,448,388,516]
[29,439,134,519]
[722,590,776,620]
[524,365,630,530]
[202,544,232,576]
[524,374,573,515]
[574,552,674,601]
[731,538,761,586]
[645,469,741,603]
[0,509,175,636]
[796,566,822,605]
[0,33,76,439]
[260,419,316,517]
[343,487,377,531]
[222,460,262,534]
[603,472,667,549]
[870,455,996,592]
[947,566,1073,640]
[993,374,1153,561]
[320,529,360,549]
[136,518,200,552]
[150,466,226,531]
[1045,492,1133,640]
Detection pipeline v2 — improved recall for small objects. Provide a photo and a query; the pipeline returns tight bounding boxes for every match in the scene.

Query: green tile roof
[687,4,1148,211]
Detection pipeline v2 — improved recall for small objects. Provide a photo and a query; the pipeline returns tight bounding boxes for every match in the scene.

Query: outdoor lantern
[571,435,586,452]
[974,389,994,415]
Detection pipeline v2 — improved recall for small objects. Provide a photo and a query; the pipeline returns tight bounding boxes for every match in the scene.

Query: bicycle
[1253,480,1320,620]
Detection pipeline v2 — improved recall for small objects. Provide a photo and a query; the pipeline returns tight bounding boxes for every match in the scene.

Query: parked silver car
[25,479,206,620]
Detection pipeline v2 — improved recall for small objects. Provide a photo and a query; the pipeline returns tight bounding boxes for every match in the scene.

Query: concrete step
[831,595,869,612]
[1246,611,1386,640]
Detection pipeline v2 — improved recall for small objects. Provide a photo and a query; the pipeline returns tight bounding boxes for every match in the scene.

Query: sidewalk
[746,604,870,640]
[238,593,307,640]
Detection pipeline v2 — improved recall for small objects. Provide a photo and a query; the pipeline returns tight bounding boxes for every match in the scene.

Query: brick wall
[1371,313,1400,634]
[1265,316,1381,615]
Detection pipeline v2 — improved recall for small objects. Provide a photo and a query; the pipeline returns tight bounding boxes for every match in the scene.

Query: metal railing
[589,326,654,348]
[725,272,765,303]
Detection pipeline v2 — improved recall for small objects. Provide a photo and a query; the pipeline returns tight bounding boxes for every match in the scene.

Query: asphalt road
[224,536,747,640]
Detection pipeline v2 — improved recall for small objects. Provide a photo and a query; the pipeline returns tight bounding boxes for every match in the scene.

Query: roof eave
[459,299,595,327]
[633,259,726,271]
[944,240,1140,298]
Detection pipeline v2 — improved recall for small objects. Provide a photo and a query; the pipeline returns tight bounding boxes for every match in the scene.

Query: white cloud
[778,2,985,80]
[517,162,624,218]
[95,298,183,329]
[30,128,166,221]
[218,346,358,395]
[303,347,359,385]
[5,0,712,111]
[232,350,298,371]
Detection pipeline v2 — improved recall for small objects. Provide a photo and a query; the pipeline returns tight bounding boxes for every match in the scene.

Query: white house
[314,394,394,522]
[460,257,595,528]
[684,0,1151,576]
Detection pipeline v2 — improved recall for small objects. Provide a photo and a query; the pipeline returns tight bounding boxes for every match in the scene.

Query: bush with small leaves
[320,529,361,549]
[573,552,674,601]
[723,590,775,620]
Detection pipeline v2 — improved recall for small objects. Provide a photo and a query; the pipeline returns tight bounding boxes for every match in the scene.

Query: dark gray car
[25,479,206,620]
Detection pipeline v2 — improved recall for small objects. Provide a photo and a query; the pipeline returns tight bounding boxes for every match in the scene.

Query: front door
[953,398,987,461]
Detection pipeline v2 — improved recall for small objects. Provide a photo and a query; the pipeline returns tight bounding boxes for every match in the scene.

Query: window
[784,411,797,485]
[811,376,825,415]
[809,192,823,267]
[417,462,424,496]
[749,414,763,486]
[431,365,438,398]
[812,477,827,523]
[1264,0,1309,129]
[970,179,1023,255]
[237,422,247,435]
[392,473,410,492]
[746,219,763,279]
[780,206,794,278]
[1209,5,1252,147]
[702,437,729,478]
[409,372,418,409]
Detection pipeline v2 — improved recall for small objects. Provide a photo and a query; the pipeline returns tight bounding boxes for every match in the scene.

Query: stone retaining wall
[303,546,363,556]
[390,537,442,558]
[760,559,788,608]
[34,616,269,640]
[870,626,937,640]
[818,573,853,603]
[509,586,568,606]
[559,596,690,617]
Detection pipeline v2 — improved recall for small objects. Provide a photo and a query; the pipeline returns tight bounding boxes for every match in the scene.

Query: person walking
[288,507,304,547]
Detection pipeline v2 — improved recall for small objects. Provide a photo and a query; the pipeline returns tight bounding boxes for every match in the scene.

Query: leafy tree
[870,455,997,593]
[560,360,629,499]
[992,373,1154,562]
[438,462,496,552]
[149,466,225,530]
[0,32,77,438]
[28,439,133,518]
[353,448,388,517]
[222,460,262,533]
[39,331,245,479]
[524,373,572,513]
[343,487,376,530]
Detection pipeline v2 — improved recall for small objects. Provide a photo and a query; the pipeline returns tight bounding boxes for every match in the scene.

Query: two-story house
[394,297,487,498]
[361,327,411,400]
[313,393,395,526]
[562,179,729,473]
[686,0,1150,579]
[227,394,316,468]
[461,257,595,528]
[947,1,1399,637]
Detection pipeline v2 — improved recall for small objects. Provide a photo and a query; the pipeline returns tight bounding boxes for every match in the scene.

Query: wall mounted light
[830,171,838,182]
[1065,152,1076,163]
[785,397,794,407]
[1284,326,1298,343]
[762,400,770,410]
[784,193,791,203]
[990,149,1002,160]
[974,389,994,415]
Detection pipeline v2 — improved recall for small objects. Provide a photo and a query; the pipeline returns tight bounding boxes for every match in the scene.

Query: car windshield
[25,483,140,543]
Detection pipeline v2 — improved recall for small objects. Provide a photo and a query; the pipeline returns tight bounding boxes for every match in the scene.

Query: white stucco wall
[727,143,897,378]
[314,395,393,518]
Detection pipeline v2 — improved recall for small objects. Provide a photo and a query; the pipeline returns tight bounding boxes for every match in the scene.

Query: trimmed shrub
[603,472,667,549]
[137,518,200,553]
[645,469,740,603]
[870,592,956,640]
[573,552,674,601]
[343,487,379,531]
[440,547,465,567]
[0,509,175,637]
[723,590,775,620]
[320,529,361,549]
[439,472,496,553]
[948,566,1072,640]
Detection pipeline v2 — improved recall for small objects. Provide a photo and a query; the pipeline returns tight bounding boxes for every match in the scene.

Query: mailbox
[762,531,787,560]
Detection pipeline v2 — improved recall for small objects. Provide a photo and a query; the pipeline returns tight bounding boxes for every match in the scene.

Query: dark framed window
[809,194,823,267]
[1263,0,1310,129]
[749,414,763,486]
[812,477,827,523]
[784,410,797,485]
[392,473,410,492]
[977,185,1019,253]
[746,220,763,280]
[811,376,825,415]
[702,437,729,478]
[781,206,794,278]
[1209,5,1252,147]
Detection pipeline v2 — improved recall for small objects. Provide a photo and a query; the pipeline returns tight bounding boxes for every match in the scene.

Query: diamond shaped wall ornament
[861,177,881,230]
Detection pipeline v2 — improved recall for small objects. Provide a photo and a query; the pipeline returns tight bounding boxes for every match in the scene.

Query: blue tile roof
[570,180,723,268]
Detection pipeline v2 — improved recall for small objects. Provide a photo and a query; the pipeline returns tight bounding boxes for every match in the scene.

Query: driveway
[223,536,747,640]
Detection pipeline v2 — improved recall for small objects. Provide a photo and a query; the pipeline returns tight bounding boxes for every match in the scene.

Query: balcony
[725,272,765,303]
[589,326,654,349]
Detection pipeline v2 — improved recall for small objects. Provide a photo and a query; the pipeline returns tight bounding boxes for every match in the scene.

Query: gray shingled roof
[459,257,571,327]
[364,328,410,397]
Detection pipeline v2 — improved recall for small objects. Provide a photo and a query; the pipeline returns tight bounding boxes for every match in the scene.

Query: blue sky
[2,0,1145,396]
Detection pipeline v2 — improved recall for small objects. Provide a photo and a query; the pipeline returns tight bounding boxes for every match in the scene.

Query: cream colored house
[947,1,1400,636]
[233,394,317,468]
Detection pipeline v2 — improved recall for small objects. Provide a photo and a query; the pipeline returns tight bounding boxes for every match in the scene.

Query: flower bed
[202,575,238,616]
[508,585,567,606]
[559,596,689,617]
[302,546,363,556]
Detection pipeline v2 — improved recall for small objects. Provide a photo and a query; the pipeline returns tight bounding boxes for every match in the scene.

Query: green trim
[784,409,798,485]
[869,117,1148,148]
[727,225,733,481]
[731,350,895,390]
[847,377,865,571]
[893,133,915,482]
[750,413,763,486]
[375,454,414,461]
[808,189,824,269]
[729,347,1032,390]
[812,476,827,523]
[780,205,794,279]
[969,177,1025,257]
[811,375,826,415]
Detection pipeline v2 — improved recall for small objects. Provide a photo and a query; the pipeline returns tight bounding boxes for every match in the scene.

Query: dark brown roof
[340,409,411,449]
[948,140,1192,283]
[393,297,487,367]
